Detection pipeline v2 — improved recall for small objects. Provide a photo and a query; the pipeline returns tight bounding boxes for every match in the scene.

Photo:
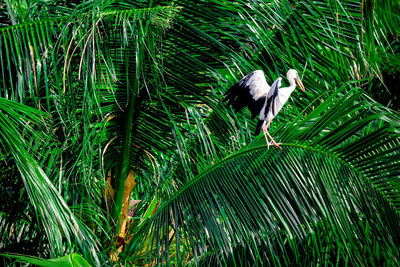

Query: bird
[224,69,305,150]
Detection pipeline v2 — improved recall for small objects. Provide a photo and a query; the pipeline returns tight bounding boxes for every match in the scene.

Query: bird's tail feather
[255,120,264,136]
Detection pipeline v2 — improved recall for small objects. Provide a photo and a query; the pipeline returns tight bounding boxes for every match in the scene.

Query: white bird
[224,69,305,150]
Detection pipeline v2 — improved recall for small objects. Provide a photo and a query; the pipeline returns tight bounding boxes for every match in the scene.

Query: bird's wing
[262,77,282,120]
[224,70,270,118]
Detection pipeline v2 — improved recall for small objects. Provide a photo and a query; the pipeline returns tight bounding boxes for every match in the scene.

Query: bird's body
[225,69,305,149]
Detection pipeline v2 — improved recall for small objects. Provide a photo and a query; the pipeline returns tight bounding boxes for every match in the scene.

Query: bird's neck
[287,77,297,93]
[277,78,297,103]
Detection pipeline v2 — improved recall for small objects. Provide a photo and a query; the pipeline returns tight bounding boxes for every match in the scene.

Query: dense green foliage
[0,0,399,266]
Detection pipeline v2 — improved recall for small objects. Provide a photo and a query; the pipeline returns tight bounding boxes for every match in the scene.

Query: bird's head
[286,69,305,92]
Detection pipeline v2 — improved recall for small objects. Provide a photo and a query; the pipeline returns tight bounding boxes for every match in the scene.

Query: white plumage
[248,70,270,100]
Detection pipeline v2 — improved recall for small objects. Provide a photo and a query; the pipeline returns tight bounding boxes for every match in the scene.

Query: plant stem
[111,43,143,229]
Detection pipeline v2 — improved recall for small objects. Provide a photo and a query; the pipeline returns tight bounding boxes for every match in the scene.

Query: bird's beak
[296,77,305,92]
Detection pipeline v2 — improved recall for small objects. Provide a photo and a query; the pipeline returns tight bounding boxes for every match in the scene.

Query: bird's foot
[273,142,282,151]
[266,141,271,149]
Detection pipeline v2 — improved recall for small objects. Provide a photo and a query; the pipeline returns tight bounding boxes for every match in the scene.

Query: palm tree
[1,0,399,266]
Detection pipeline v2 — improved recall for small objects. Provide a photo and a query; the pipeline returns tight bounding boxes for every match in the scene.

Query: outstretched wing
[224,70,270,119]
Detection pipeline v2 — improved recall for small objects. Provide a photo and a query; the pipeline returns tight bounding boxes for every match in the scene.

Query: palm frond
[0,107,100,264]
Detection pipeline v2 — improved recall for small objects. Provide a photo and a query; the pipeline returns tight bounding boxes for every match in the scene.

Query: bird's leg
[265,130,282,151]
[264,119,282,151]
[265,119,272,130]
[261,121,271,148]
[262,120,273,149]
[263,129,271,149]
